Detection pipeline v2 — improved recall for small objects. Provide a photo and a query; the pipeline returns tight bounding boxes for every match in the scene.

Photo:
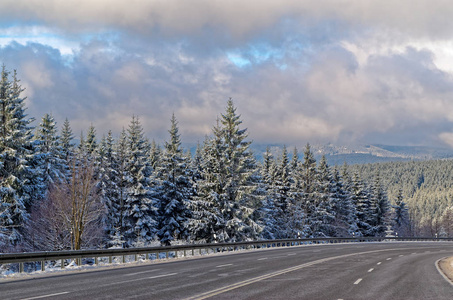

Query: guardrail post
[166,251,169,259]
[61,259,65,269]
[122,255,125,264]
[19,262,24,273]
[109,256,113,264]
[41,260,45,271]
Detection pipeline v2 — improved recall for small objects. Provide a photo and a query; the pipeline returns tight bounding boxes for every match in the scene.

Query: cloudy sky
[1,0,453,148]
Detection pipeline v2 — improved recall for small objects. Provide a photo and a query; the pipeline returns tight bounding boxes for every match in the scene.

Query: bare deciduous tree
[25,155,103,251]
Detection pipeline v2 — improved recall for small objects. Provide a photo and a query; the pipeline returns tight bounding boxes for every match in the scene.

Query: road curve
[1,242,453,300]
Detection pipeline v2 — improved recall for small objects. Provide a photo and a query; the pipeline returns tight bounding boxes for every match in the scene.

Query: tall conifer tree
[156,114,193,245]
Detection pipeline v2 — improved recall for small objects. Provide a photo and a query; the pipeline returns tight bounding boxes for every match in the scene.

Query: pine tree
[115,128,129,240]
[97,131,122,245]
[291,146,299,171]
[331,167,358,236]
[314,156,336,237]
[60,118,75,162]
[149,140,161,170]
[34,113,65,187]
[123,116,157,245]
[259,147,278,239]
[0,67,38,248]
[190,100,261,242]
[299,143,318,237]
[85,124,98,157]
[369,172,390,236]
[188,131,223,242]
[392,189,410,237]
[351,172,371,236]
[155,114,193,245]
[272,146,293,238]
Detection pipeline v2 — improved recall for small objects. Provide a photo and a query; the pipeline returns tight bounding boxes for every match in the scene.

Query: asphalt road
[1,242,453,299]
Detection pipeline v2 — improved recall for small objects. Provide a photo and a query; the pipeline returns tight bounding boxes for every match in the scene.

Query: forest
[0,66,445,253]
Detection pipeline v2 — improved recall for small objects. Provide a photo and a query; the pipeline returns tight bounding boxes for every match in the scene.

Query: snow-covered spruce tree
[271,146,294,238]
[114,128,129,241]
[60,118,75,161]
[190,142,204,183]
[217,100,262,241]
[369,172,390,237]
[331,167,358,236]
[298,143,318,237]
[155,114,193,245]
[351,172,371,236]
[291,146,299,172]
[149,139,161,170]
[313,156,336,237]
[85,124,98,157]
[259,147,278,239]
[188,122,227,242]
[123,116,157,246]
[97,131,123,246]
[391,189,410,237]
[0,68,39,248]
[33,113,66,188]
[191,100,262,242]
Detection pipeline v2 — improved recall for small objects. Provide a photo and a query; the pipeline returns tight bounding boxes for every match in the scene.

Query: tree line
[0,67,410,252]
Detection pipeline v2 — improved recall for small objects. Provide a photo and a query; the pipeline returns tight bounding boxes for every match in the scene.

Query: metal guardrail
[1,237,453,273]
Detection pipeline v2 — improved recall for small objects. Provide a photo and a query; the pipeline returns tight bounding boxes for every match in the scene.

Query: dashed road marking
[377,262,382,265]
[216,264,233,268]
[368,268,374,272]
[22,292,70,300]
[148,273,178,279]
[386,258,392,261]
[124,269,161,276]
[399,255,404,257]
[258,257,268,261]
[354,278,363,285]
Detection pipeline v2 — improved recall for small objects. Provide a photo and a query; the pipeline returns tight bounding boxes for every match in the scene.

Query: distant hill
[252,143,453,165]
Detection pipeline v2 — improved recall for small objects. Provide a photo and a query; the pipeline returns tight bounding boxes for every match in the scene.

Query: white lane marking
[386,258,392,260]
[368,268,374,272]
[354,278,362,285]
[412,252,417,255]
[399,254,404,257]
[377,262,382,265]
[287,253,296,256]
[436,257,453,287]
[148,273,178,279]
[216,264,233,268]
[124,268,161,276]
[22,292,70,300]
[258,257,268,261]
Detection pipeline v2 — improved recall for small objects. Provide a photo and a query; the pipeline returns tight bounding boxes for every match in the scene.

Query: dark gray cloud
[2,1,453,148]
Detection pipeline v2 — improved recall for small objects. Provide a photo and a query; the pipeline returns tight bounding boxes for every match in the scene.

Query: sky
[1,0,453,149]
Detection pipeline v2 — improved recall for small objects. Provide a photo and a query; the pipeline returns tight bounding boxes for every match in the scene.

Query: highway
[1,242,453,299]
